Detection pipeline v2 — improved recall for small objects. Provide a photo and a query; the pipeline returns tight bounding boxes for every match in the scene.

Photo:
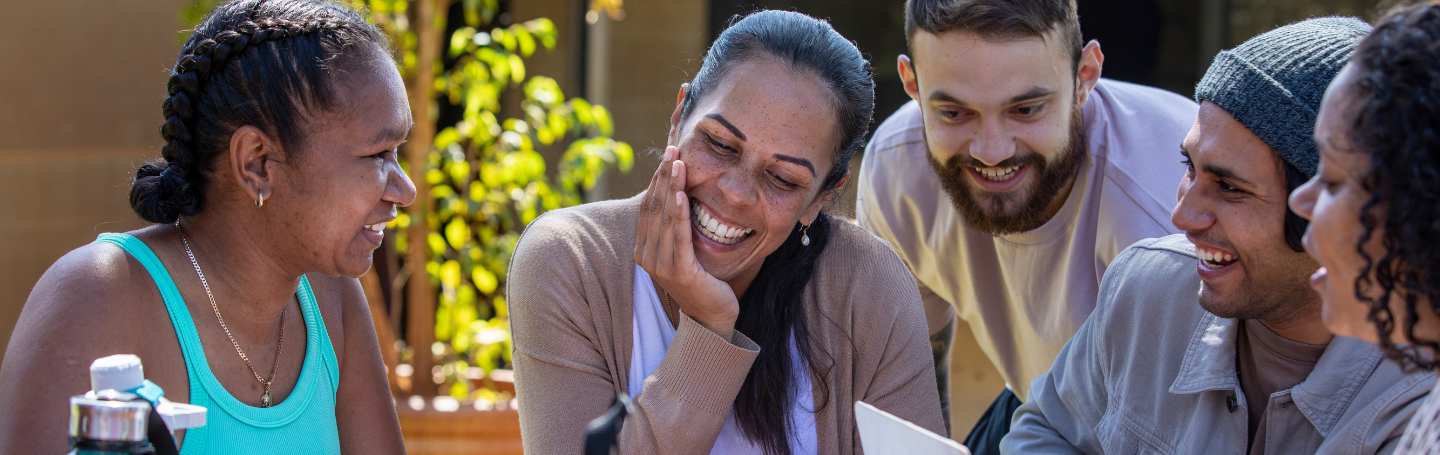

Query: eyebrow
[775,154,816,177]
[927,86,1055,107]
[371,122,415,145]
[705,114,746,141]
[1202,163,1257,188]
[1007,86,1055,105]
[928,90,966,106]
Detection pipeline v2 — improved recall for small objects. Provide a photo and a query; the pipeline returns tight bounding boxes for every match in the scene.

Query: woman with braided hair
[1289,2,1440,453]
[0,0,409,452]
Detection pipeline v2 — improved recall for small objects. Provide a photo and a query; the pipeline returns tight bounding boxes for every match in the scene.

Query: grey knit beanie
[1195,17,1371,178]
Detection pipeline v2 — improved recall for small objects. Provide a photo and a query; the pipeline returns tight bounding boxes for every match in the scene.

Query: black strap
[145,405,180,455]
[584,392,633,455]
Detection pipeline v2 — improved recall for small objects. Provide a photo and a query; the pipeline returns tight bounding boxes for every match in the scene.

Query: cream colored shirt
[856,79,1198,400]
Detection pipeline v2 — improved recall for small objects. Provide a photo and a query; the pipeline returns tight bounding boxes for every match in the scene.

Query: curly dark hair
[1347,2,1440,370]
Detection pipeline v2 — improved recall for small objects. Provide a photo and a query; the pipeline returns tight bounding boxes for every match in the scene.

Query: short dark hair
[1346,2,1440,371]
[904,0,1083,70]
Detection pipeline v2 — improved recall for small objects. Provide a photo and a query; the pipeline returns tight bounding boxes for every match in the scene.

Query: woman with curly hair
[1289,2,1440,452]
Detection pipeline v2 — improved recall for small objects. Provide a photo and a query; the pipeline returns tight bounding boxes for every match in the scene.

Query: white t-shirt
[856,79,1198,401]
[628,264,818,453]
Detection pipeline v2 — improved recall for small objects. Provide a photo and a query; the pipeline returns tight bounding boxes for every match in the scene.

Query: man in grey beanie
[1002,17,1435,455]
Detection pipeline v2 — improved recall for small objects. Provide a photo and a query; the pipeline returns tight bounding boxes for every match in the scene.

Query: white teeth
[1199,248,1237,266]
[690,201,753,245]
[974,165,1021,181]
[365,224,385,234]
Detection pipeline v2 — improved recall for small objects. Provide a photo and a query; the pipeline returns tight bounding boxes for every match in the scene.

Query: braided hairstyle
[1346,2,1440,371]
[130,0,389,223]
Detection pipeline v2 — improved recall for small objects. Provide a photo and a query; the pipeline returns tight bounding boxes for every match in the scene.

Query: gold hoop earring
[255,192,265,209]
[800,223,811,246]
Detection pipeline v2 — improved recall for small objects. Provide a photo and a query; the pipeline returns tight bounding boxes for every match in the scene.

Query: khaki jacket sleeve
[508,213,759,454]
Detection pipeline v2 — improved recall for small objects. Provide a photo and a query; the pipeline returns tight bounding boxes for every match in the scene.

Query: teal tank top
[94,233,342,454]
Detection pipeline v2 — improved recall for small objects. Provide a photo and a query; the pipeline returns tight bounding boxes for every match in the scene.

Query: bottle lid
[69,392,150,442]
[90,355,145,393]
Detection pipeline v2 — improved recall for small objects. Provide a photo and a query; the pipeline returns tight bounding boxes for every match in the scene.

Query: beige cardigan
[507,195,944,454]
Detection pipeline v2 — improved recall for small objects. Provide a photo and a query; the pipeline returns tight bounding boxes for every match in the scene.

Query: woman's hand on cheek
[634,146,741,340]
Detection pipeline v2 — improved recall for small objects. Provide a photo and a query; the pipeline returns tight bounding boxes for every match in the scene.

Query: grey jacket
[1003,235,1434,454]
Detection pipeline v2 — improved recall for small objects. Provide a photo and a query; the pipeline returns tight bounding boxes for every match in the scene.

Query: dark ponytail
[686,11,874,455]
[131,0,388,223]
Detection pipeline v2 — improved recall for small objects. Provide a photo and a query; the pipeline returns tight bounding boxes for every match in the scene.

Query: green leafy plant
[183,0,631,403]
[420,11,633,402]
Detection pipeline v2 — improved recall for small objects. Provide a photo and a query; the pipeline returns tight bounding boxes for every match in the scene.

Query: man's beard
[926,103,1087,235]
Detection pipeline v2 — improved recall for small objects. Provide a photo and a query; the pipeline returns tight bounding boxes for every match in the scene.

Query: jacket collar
[1169,311,1384,436]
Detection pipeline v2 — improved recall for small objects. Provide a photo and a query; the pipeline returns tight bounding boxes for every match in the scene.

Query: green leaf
[434,127,461,150]
[450,381,469,399]
[508,54,525,84]
[590,104,614,136]
[444,217,470,250]
[524,18,558,49]
[513,26,536,57]
[428,232,448,257]
[450,27,476,57]
[462,0,482,26]
[498,27,517,52]
[473,267,498,294]
[440,260,462,290]
[616,141,635,172]
[447,159,471,184]
[571,98,593,125]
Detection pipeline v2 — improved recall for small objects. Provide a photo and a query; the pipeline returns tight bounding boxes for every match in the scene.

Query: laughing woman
[0,1,408,453]
[508,10,944,455]
[1287,3,1440,453]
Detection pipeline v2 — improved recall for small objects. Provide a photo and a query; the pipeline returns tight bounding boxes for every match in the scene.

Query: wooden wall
[0,0,185,363]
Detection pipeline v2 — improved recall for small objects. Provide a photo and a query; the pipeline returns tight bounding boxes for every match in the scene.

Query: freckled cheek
[757,192,808,233]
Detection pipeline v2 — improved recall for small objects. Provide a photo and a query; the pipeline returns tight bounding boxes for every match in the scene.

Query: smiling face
[900,29,1095,234]
[1173,102,1319,321]
[1288,65,1440,345]
[1290,67,1383,341]
[268,49,417,278]
[667,58,842,285]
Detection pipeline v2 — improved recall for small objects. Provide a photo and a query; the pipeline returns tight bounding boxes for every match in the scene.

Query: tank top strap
[93,233,344,454]
[294,277,340,392]
[93,233,214,447]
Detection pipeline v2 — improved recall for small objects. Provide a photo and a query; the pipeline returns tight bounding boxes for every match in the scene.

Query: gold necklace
[175,221,287,407]
[661,291,679,329]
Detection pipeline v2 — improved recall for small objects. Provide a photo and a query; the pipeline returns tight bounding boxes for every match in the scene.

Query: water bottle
[67,355,207,455]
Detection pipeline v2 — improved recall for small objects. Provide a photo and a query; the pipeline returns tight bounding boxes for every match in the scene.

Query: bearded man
[855,0,1196,452]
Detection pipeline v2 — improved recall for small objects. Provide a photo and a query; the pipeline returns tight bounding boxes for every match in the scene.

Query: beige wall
[0,0,183,363]
[587,0,710,201]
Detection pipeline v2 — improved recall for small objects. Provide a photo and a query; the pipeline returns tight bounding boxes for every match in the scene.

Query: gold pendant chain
[175,221,286,407]
[662,291,679,329]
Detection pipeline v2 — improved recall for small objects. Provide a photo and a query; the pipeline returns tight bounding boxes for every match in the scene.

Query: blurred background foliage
[181,0,632,404]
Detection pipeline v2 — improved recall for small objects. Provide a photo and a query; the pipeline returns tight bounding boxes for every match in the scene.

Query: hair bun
[129,161,201,224]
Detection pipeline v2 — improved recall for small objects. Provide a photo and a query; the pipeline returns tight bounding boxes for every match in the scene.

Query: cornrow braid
[130,0,388,223]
